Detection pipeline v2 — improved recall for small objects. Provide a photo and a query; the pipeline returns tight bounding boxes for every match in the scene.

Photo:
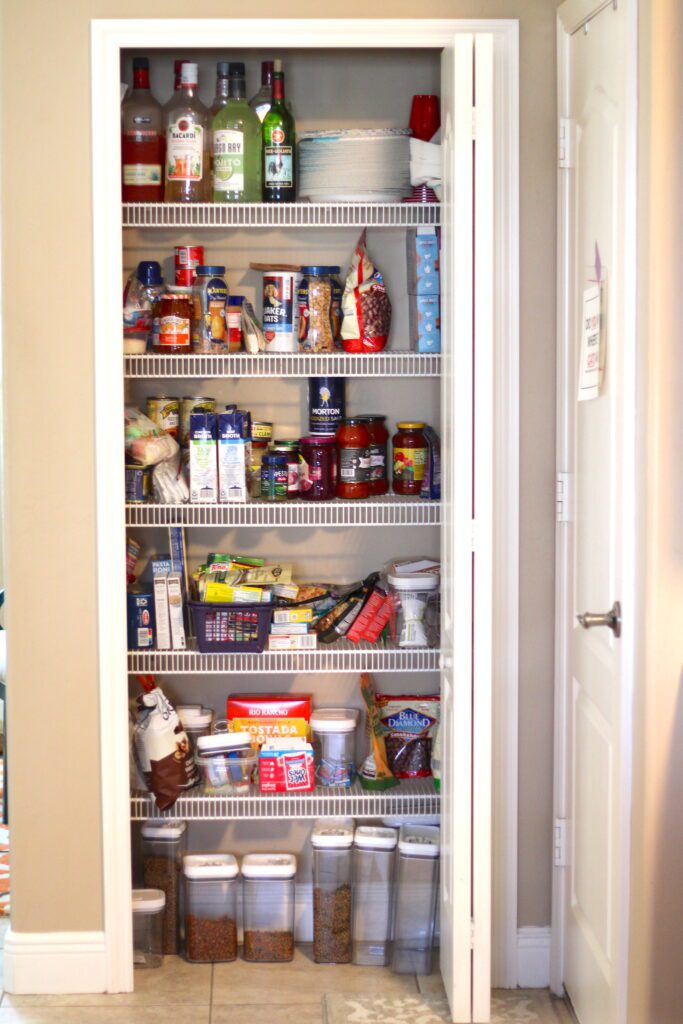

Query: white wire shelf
[124,352,440,379]
[130,778,440,821]
[126,496,440,528]
[122,201,441,229]
[128,640,440,675]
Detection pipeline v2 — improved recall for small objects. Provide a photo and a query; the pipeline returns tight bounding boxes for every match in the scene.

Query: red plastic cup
[409,95,440,142]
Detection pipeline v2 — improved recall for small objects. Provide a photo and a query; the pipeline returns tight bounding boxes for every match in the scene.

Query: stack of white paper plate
[298,128,411,202]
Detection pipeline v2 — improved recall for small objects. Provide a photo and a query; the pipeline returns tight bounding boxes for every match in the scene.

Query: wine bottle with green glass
[262,61,296,203]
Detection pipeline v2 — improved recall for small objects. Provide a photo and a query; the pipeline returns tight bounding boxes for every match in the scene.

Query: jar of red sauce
[357,415,389,496]
[336,418,371,500]
[392,422,428,495]
[155,286,193,354]
[300,436,336,501]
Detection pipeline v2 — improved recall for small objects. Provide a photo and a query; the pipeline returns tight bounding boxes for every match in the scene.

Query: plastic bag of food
[125,406,179,467]
[341,231,392,352]
[152,452,190,504]
[133,679,199,810]
[241,300,267,354]
[375,693,440,779]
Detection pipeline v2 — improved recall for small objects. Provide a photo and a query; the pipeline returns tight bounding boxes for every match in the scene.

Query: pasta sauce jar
[392,422,428,495]
[357,415,389,496]
[336,418,371,500]
[300,435,336,501]
[156,286,193,354]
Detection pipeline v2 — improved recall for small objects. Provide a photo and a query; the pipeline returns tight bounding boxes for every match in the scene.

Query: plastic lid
[300,266,337,276]
[262,453,288,465]
[382,815,440,828]
[396,422,426,430]
[228,295,245,306]
[217,61,230,76]
[195,265,226,276]
[388,573,439,591]
[132,888,166,912]
[181,62,198,85]
[354,826,398,850]
[398,824,440,857]
[177,705,213,729]
[183,853,238,880]
[355,414,387,422]
[137,261,162,287]
[241,853,297,879]
[229,62,246,77]
[311,820,354,848]
[133,57,149,71]
[197,731,252,754]
[272,440,300,449]
[310,708,359,734]
[141,819,187,840]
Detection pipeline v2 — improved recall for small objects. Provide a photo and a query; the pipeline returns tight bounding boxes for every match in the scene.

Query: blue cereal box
[127,590,154,650]
[409,294,441,353]
[406,227,440,295]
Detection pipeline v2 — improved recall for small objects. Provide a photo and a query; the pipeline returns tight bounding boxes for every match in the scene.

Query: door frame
[90,17,520,1001]
[551,0,639,1013]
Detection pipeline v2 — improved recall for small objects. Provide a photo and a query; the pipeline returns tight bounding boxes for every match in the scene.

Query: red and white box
[259,739,315,793]
[227,693,311,749]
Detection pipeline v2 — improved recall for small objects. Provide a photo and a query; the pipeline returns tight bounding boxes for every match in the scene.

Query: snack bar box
[226,694,312,748]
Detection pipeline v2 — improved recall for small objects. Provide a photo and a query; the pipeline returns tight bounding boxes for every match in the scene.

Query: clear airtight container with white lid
[387,571,440,648]
[183,854,239,963]
[141,819,187,955]
[310,708,359,787]
[176,705,214,754]
[132,888,165,968]
[391,824,440,975]
[195,731,256,794]
[312,819,354,964]
[352,825,398,966]
[242,853,297,962]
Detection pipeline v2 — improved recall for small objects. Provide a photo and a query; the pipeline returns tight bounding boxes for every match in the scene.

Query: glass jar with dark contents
[270,440,301,498]
[336,418,371,500]
[300,435,336,501]
[260,453,288,501]
[357,415,389,496]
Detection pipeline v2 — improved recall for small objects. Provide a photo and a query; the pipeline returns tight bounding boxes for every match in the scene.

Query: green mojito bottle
[211,62,262,203]
[262,62,296,203]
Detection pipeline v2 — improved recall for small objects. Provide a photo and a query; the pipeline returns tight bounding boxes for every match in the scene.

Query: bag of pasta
[341,231,392,352]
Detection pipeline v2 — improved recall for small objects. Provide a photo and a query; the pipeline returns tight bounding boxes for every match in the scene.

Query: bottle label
[264,145,293,188]
[393,446,427,483]
[167,119,203,181]
[368,442,387,481]
[159,315,191,349]
[123,164,162,186]
[339,447,370,483]
[213,129,244,192]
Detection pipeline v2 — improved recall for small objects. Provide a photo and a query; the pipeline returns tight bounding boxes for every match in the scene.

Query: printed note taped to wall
[578,284,604,401]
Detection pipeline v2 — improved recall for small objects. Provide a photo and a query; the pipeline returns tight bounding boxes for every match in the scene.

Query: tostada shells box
[226,693,311,749]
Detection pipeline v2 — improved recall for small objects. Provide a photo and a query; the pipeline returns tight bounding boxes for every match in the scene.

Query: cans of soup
[146,396,180,439]
[125,464,152,503]
[175,245,204,286]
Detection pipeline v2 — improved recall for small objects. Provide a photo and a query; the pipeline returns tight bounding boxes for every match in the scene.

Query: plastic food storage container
[242,853,297,962]
[310,708,359,787]
[312,820,354,963]
[176,705,214,755]
[132,888,165,968]
[391,824,440,975]
[387,572,440,648]
[352,825,398,966]
[195,732,256,794]
[183,854,239,963]
[141,819,187,955]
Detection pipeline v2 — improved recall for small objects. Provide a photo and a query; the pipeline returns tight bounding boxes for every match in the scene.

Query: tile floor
[0,936,572,1023]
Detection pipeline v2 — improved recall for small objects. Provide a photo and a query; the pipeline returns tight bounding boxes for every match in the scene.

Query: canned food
[262,270,299,353]
[180,396,216,447]
[146,397,180,440]
[226,296,244,353]
[175,245,204,287]
[251,421,273,442]
[125,464,152,503]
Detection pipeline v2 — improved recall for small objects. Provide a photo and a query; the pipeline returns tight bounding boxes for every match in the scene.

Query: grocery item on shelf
[195,732,256,794]
[406,227,440,294]
[358,414,389,495]
[314,573,379,644]
[151,453,190,504]
[176,705,214,756]
[190,600,273,654]
[175,245,204,287]
[180,396,216,448]
[157,286,193,354]
[358,672,398,791]
[249,60,274,123]
[252,264,300,353]
[212,62,262,203]
[259,738,315,792]
[391,824,440,975]
[312,820,354,964]
[352,826,397,966]
[210,62,231,117]
[299,435,336,501]
[341,232,392,353]
[127,589,155,650]
[122,58,165,202]
[125,406,179,467]
[123,261,164,354]
[141,819,187,955]
[226,296,245,351]
[242,854,296,962]
[409,294,441,354]
[262,62,296,203]
[335,418,371,499]
[126,464,152,503]
[189,412,218,503]
[164,62,211,202]
[376,693,440,779]
[270,439,302,498]
[431,722,441,793]
[311,708,359,787]
[308,376,345,436]
[146,397,180,440]
[132,888,165,968]
[132,678,199,810]
[421,426,441,500]
[183,854,239,963]
[252,421,273,442]
[392,421,428,495]
[218,409,251,503]
[241,301,267,353]
[298,267,339,353]
[387,561,440,648]
[226,693,311,749]
[192,266,229,354]
[260,453,288,501]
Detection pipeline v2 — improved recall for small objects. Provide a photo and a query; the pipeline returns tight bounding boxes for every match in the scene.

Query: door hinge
[554,818,569,867]
[559,117,576,169]
[556,472,573,523]
[470,918,476,949]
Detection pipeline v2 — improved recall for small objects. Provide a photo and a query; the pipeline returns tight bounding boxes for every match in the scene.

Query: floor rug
[325,990,570,1024]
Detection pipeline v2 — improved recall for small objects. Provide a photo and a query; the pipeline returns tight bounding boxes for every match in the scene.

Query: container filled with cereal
[183,854,239,963]
[242,853,296,962]
[298,266,337,353]
[312,820,353,964]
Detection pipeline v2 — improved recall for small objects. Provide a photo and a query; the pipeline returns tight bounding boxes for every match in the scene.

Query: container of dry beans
[298,267,338,353]
[183,854,239,963]
[312,819,354,964]
[141,819,187,955]
[242,853,297,962]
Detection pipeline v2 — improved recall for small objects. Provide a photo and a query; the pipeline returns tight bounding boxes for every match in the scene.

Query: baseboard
[3,928,107,994]
[516,926,551,988]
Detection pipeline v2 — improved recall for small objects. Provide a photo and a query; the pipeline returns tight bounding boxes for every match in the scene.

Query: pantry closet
[92,19,519,1024]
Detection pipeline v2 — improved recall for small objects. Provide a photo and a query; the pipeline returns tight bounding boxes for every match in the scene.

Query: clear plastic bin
[183,854,239,963]
[177,705,214,755]
[352,825,398,966]
[388,572,440,648]
[132,888,165,968]
[141,819,186,955]
[242,853,296,962]
[310,708,358,787]
[391,824,440,974]
[312,819,354,963]
[195,732,256,794]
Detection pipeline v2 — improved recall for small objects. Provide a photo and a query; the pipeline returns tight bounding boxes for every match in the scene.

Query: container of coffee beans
[141,819,187,955]
[183,854,239,963]
[312,819,354,964]
[242,853,296,962]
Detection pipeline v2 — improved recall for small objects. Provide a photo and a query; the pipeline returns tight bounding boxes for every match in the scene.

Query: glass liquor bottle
[211,62,262,203]
[249,61,274,123]
[121,57,165,201]
[211,61,231,116]
[164,62,211,203]
[262,65,296,203]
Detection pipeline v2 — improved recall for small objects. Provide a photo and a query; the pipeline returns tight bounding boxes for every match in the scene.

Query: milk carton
[189,412,217,503]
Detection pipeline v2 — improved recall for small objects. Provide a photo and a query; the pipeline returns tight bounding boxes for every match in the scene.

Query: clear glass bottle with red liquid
[121,57,165,202]
[164,62,211,203]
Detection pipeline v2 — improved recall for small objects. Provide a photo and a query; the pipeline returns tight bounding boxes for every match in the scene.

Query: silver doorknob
[577,601,621,638]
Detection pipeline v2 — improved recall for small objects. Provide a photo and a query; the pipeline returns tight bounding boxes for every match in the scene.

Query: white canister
[261,269,300,353]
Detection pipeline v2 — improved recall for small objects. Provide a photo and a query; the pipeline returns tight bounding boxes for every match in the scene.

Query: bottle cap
[133,57,149,71]
[217,61,230,76]
[196,266,226,276]
[261,60,274,82]
[181,62,198,86]
[137,261,162,287]
[274,59,283,73]
[396,422,426,430]
[229,62,246,77]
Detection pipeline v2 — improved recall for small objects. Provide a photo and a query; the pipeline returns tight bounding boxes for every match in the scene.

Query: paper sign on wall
[578,283,604,401]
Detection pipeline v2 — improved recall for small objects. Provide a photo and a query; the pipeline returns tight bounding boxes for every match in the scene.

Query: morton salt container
[308,376,345,436]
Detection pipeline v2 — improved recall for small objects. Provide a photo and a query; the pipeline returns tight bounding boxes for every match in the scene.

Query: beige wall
[1,0,558,934]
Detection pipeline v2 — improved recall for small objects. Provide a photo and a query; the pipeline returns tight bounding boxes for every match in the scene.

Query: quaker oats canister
[252,263,300,353]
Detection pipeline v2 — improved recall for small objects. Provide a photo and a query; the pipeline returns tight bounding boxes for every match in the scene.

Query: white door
[555,2,637,1023]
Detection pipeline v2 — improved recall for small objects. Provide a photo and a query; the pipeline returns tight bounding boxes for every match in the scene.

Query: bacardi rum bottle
[164,62,211,202]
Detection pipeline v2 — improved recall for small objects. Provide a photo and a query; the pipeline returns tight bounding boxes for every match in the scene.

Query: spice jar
[176,705,214,756]
[352,826,398,966]
[261,453,288,502]
[299,435,336,501]
[298,267,337,353]
[192,265,229,354]
[156,286,193,354]
[391,824,440,975]
[336,418,371,499]
[310,708,358,787]
[358,415,389,495]
[250,440,269,498]
[271,440,301,498]
[312,820,354,964]
[132,888,165,968]
[183,854,239,963]
[141,819,187,955]
[226,295,245,353]
[195,732,257,794]
[392,422,428,495]
[242,853,297,962]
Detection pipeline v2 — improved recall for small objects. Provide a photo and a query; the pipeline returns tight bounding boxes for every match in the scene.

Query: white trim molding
[517,927,552,988]
[3,929,107,995]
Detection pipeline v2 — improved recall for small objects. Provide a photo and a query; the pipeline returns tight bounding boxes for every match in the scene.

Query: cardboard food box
[408,294,441,354]
[227,693,312,749]
[189,412,218,503]
[406,226,441,295]
[259,738,315,793]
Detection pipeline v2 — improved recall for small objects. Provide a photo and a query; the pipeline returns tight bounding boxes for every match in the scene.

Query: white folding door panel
[440,32,494,1024]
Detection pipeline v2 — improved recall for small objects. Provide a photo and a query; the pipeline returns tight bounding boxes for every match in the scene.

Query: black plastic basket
[189,601,273,654]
